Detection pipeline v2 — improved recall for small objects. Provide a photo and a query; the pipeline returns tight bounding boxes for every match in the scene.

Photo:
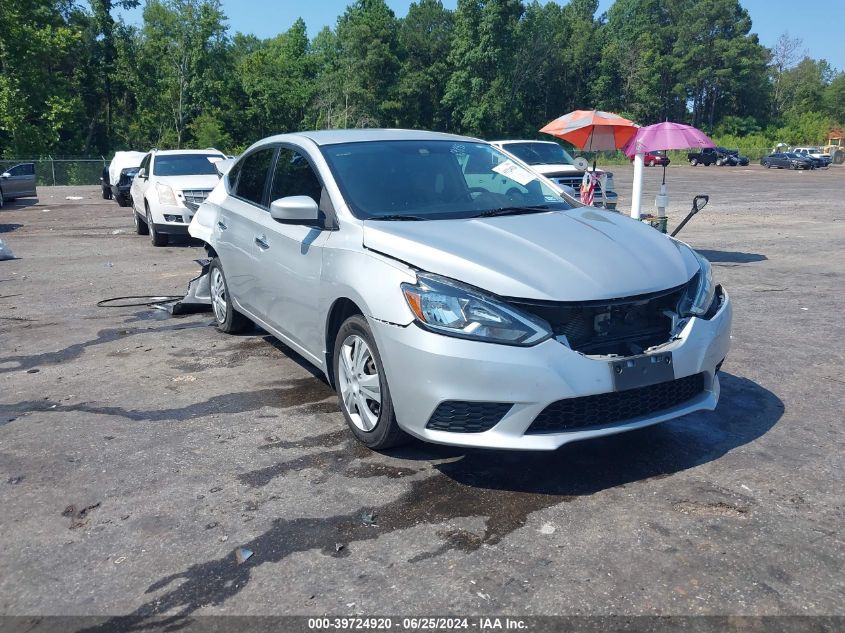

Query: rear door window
[234,148,276,207]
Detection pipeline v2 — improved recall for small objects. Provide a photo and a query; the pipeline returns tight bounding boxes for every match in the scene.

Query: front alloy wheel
[333,315,407,449]
[338,334,381,432]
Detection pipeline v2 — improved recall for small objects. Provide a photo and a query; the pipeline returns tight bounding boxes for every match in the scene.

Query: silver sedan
[190,129,731,450]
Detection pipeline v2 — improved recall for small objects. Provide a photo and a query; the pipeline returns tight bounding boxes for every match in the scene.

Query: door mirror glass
[0,173,9,179]
[137,168,146,179]
[269,196,319,224]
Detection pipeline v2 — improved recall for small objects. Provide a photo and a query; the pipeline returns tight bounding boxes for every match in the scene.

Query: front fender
[321,243,417,326]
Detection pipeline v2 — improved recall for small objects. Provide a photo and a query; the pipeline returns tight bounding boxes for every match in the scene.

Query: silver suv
[190,129,731,451]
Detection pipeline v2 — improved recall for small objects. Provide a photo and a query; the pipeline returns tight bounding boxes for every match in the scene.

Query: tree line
[1,0,843,157]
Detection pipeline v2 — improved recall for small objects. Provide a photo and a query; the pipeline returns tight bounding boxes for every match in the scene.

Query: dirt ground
[0,164,843,625]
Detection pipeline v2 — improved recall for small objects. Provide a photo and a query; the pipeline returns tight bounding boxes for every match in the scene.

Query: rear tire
[102,187,112,200]
[146,204,168,247]
[0,188,4,209]
[689,158,698,166]
[208,258,251,334]
[333,314,409,450]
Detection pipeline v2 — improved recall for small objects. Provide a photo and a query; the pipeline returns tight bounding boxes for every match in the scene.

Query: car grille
[511,282,689,357]
[545,172,614,206]
[526,373,706,434]
[182,189,212,211]
[426,401,513,433]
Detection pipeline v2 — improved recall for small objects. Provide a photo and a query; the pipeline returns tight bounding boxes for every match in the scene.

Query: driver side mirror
[269,196,320,225]
[0,173,10,179]
[137,168,146,179]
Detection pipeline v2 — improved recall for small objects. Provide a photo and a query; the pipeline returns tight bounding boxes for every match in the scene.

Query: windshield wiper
[371,214,428,221]
[471,205,550,218]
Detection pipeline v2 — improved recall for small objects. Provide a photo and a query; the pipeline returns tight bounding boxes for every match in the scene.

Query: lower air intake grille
[426,401,513,433]
[526,373,706,434]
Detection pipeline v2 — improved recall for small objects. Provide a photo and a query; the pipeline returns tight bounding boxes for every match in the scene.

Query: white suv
[131,149,225,246]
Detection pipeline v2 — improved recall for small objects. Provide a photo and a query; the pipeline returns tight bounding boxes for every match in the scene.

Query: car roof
[492,139,557,145]
[150,149,224,156]
[259,129,480,147]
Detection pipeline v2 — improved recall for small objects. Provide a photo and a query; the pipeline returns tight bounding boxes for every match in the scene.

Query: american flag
[580,171,597,205]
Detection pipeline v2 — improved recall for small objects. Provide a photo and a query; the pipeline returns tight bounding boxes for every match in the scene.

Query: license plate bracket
[612,352,674,391]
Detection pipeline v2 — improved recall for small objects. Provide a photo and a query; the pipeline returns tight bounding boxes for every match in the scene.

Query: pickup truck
[688,147,748,167]
[491,140,618,209]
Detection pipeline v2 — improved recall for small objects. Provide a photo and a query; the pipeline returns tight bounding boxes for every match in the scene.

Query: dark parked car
[102,164,141,207]
[111,167,140,207]
[100,166,112,199]
[0,162,37,208]
[760,152,815,170]
[721,148,749,166]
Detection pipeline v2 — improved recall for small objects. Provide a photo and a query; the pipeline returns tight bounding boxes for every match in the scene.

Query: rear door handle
[255,234,269,250]
[217,220,228,230]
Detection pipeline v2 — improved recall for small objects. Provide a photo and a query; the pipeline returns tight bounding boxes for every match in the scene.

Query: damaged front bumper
[369,290,732,450]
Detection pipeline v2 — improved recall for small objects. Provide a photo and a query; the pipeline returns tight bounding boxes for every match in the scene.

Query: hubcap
[209,268,227,324]
[147,209,156,241]
[337,334,381,432]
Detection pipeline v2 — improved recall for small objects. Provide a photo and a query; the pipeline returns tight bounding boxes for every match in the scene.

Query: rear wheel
[647,159,655,167]
[102,187,112,200]
[689,158,698,166]
[146,204,168,247]
[333,315,408,450]
[208,258,251,334]
[0,188,4,208]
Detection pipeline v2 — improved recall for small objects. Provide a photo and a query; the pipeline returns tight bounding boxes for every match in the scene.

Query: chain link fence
[0,157,108,186]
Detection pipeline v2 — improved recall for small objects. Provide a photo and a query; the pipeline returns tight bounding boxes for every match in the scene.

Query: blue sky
[116,0,845,71]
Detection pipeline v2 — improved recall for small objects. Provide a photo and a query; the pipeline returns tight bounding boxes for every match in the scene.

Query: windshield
[320,140,574,220]
[501,142,574,166]
[152,154,223,176]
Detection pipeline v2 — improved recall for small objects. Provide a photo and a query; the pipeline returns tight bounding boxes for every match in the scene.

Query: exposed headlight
[401,273,552,346]
[156,183,177,206]
[678,249,716,317]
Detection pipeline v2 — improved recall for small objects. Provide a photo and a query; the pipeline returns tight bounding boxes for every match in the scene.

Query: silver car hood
[362,208,699,301]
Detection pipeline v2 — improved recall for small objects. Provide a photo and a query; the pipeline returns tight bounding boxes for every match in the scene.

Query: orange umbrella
[540,110,638,151]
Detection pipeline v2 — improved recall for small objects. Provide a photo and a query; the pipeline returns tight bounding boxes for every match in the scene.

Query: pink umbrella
[622,121,714,157]
[623,122,715,220]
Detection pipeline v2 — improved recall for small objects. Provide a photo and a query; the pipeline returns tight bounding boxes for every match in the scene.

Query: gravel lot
[0,165,843,624]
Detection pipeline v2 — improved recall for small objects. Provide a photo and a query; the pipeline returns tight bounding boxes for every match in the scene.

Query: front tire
[102,187,112,200]
[333,315,408,450]
[146,204,168,247]
[689,158,698,166]
[0,188,4,208]
[208,258,251,333]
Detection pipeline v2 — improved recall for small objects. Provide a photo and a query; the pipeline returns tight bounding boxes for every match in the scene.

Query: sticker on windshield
[492,160,536,186]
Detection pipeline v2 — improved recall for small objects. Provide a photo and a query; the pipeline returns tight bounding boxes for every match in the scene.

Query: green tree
[134,0,229,147]
[394,0,454,130]
[0,0,86,155]
[333,0,401,127]
[443,0,524,137]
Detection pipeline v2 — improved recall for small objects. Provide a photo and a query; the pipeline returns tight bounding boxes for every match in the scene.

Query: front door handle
[217,220,228,230]
[254,234,269,250]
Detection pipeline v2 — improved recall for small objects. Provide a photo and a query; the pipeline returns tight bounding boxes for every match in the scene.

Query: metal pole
[49,156,56,186]
[630,153,644,219]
